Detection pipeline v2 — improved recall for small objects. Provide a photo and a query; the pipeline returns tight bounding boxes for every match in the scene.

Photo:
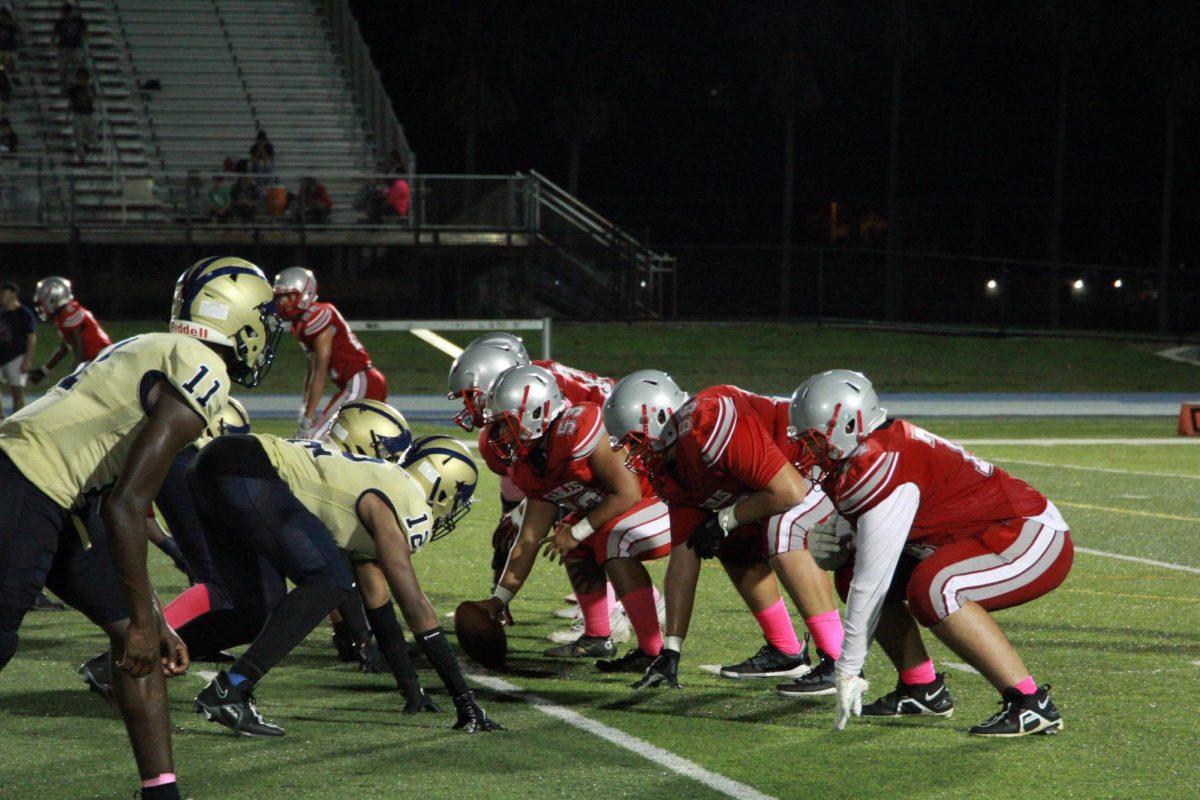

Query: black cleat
[720,640,810,679]
[969,685,1062,737]
[776,648,837,696]
[862,673,955,717]
[596,647,655,673]
[544,635,616,658]
[32,591,66,611]
[79,653,117,710]
[193,671,285,737]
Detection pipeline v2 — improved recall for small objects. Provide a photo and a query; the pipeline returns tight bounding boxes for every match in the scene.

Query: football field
[2,416,1196,799]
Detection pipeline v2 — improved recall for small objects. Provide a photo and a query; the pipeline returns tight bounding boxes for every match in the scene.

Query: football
[454,600,507,670]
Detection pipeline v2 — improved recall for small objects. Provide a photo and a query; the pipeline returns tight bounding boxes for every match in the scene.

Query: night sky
[349,1,1200,267]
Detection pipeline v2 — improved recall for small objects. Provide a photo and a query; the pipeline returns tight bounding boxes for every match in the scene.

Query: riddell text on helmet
[171,321,209,339]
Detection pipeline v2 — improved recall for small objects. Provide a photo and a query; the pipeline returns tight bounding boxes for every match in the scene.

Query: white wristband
[491,586,515,605]
[570,516,595,541]
[717,504,739,533]
[664,635,684,654]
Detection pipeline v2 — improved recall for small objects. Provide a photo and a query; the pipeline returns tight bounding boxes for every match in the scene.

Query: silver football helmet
[788,369,887,472]
[33,276,74,321]
[602,369,689,476]
[447,333,532,431]
[482,364,566,462]
[272,266,317,321]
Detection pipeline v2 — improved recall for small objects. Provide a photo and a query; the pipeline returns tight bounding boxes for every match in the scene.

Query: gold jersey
[252,434,434,560]
[0,333,231,509]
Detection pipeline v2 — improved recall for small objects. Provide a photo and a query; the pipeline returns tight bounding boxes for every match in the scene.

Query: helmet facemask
[228,300,284,388]
[451,387,487,432]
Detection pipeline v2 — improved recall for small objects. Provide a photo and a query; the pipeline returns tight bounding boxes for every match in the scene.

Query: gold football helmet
[403,435,478,540]
[198,397,251,445]
[170,256,283,387]
[326,399,413,463]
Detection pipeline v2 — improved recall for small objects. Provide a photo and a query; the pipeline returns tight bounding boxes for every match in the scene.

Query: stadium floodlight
[986,279,998,291]
[1113,279,1123,289]
[1072,279,1085,291]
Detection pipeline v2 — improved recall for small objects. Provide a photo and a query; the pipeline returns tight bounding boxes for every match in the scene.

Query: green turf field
[25,320,1200,395]
[2,417,1197,800]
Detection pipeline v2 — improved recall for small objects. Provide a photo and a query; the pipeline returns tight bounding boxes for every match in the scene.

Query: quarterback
[27,275,113,384]
[0,256,281,800]
[790,370,1072,736]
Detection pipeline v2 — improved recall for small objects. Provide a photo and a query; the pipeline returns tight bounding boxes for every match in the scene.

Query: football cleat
[596,647,656,673]
[720,640,810,679]
[553,604,584,620]
[32,590,66,611]
[544,635,616,659]
[193,671,285,737]
[547,606,632,644]
[776,648,838,696]
[78,653,117,711]
[861,673,955,717]
[968,685,1062,737]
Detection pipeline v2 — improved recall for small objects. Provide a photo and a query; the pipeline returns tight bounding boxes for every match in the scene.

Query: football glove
[400,680,441,715]
[834,671,870,731]
[686,515,726,559]
[631,648,681,689]
[26,366,48,385]
[353,636,387,674]
[452,691,504,732]
[808,515,855,571]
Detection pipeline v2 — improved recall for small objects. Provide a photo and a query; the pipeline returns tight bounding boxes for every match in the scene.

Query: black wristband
[365,601,417,685]
[414,626,469,697]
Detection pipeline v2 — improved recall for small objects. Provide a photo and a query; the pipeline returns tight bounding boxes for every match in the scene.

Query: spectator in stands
[249,130,275,181]
[0,5,20,75]
[292,177,331,225]
[383,149,406,174]
[386,175,411,218]
[53,2,87,89]
[66,66,95,164]
[230,171,260,224]
[205,174,231,223]
[0,279,36,420]
[0,117,16,155]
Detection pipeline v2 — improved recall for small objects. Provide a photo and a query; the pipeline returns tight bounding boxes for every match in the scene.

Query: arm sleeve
[836,482,920,678]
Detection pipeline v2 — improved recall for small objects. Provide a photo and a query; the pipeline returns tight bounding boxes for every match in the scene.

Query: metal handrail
[320,0,415,174]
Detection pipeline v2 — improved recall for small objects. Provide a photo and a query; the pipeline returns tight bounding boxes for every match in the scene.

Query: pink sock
[163,583,212,629]
[1013,675,1038,695]
[899,658,937,686]
[620,585,663,656]
[141,774,176,788]
[752,598,801,656]
[576,589,611,637]
[803,610,844,660]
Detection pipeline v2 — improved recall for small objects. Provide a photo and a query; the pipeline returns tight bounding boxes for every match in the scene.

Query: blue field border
[229,392,1200,421]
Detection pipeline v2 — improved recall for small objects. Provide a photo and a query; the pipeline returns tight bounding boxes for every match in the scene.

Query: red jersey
[507,402,654,512]
[824,419,1048,549]
[53,300,112,361]
[289,301,372,387]
[532,359,614,405]
[478,423,509,477]
[650,385,793,510]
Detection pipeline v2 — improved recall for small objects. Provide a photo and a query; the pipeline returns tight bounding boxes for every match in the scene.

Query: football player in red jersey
[273,267,388,439]
[27,276,113,386]
[605,370,845,690]
[448,334,633,631]
[789,370,1072,736]
[472,365,670,671]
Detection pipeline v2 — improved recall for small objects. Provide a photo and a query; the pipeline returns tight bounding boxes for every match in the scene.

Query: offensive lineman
[789,369,1072,735]
[0,256,281,799]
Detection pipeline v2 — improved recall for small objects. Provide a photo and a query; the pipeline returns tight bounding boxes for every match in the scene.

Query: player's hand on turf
[452,691,504,732]
[631,648,681,689]
[400,681,441,714]
[686,516,727,559]
[26,366,47,385]
[833,671,869,731]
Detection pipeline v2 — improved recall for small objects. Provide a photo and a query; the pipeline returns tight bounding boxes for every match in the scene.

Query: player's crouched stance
[188,432,503,736]
[789,370,1072,737]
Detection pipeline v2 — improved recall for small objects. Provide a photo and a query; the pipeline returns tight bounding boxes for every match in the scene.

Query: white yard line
[960,438,1200,446]
[942,662,981,675]
[469,673,779,800]
[1075,547,1200,574]
[990,458,1200,481]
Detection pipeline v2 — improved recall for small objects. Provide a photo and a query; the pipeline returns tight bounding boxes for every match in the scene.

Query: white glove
[834,670,869,731]
[296,408,314,439]
[808,514,855,571]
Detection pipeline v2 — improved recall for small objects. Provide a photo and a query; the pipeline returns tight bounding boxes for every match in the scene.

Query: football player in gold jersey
[0,256,280,800]
[187,431,503,736]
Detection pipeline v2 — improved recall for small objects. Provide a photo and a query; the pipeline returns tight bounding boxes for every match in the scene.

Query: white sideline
[1075,547,1200,574]
[993,458,1200,481]
[959,438,1200,446]
[468,673,779,800]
